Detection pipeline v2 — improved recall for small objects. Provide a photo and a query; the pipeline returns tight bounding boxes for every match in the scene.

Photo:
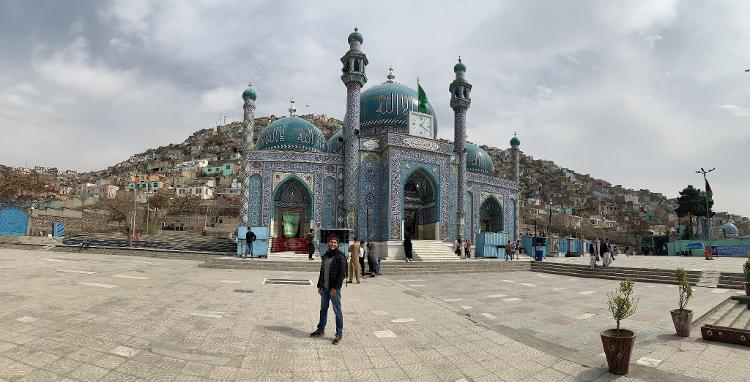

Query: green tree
[675,185,714,239]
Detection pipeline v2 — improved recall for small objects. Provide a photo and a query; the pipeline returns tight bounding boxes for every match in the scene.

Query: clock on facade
[408,111,434,138]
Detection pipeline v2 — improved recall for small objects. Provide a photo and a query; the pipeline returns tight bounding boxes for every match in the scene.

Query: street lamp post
[695,167,715,246]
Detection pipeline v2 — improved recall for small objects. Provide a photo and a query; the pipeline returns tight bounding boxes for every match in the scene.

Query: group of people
[345,239,381,283]
[588,238,615,269]
[452,238,474,258]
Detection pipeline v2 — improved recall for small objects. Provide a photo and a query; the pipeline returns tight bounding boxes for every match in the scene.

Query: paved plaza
[0,247,748,382]
[543,254,748,274]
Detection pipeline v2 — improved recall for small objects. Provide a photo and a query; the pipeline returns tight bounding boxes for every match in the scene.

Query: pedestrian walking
[310,234,347,345]
[347,240,361,283]
[505,240,512,261]
[358,240,366,276]
[404,234,413,262]
[588,241,597,269]
[306,229,315,260]
[366,241,377,276]
[244,227,256,259]
[601,239,612,267]
[464,239,472,259]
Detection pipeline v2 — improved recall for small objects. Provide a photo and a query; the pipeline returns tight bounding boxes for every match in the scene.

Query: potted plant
[671,268,693,337]
[601,278,638,375]
[743,255,750,296]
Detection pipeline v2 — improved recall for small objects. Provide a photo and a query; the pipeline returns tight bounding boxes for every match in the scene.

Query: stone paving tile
[0,357,35,380]
[42,357,82,375]
[6,248,730,382]
[16,369,62,382]
[67,363,111,380]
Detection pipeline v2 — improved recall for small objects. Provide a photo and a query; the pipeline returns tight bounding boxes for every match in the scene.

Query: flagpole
[695,167,715,249]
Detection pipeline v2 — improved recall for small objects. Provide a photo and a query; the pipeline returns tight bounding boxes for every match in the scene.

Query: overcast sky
[0,0,748,216]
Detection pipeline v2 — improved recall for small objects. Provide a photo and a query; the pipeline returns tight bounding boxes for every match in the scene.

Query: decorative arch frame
[479,194,504,233]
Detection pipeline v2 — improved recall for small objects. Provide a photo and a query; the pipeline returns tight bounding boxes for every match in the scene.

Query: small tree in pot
[743,255,750,296]
[601,278,638,375]
[671,268,693,337]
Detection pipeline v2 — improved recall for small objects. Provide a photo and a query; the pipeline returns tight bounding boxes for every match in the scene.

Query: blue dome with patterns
[722,223,739,238]
[465,143,494,175]
[510,135,520,147]
[328,130,343,153]
[359,78,437,135]
[257,117,326,152]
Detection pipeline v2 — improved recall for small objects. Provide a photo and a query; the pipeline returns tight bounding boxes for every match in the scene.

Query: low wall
[0,236,61,246]
[668,238,750,257]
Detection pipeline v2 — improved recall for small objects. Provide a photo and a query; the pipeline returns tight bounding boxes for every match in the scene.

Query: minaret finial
[354,26,358,32]
[386,67,395,83]
[288,97,296,116]
[458,56,462,63]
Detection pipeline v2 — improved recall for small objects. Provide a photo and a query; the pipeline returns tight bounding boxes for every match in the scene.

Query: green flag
[705,179,713,202]
[417,82,429,113]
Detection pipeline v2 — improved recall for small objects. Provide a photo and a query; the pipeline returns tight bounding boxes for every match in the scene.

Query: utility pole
[695,167,715,246]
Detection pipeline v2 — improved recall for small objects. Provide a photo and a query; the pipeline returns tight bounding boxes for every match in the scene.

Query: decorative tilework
[239,100,255,227]
[465,190,473,240]
[388,148,451,240]
[248,175,262,226]
[323,176,336,228]
[343,82,362,233]
[358,153,385,241]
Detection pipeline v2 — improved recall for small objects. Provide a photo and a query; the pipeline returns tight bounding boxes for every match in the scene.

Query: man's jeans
[316,288,343,337]
[244,242,253,258]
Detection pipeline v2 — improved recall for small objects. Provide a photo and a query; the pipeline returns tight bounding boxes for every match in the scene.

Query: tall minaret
[510,133,521,241]
[340,28,368,237]
[239,83,257,227]
[450,57,472,240]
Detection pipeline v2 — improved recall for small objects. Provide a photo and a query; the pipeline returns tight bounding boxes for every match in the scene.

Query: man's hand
[329,288,337,297]
[318,288,322,296]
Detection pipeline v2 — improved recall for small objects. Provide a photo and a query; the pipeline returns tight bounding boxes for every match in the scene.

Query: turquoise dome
[722,223,739,238]
[466,143,494,175]
[359,81,437,134]
[348,28,363,44]
[257,117,326,152]
[454,61,466,73]
[328,130,343,153]
[242,86,256,101]
[510,135,520,147]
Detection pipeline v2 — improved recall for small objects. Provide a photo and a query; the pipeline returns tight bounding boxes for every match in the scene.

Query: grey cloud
[0,0,747,216]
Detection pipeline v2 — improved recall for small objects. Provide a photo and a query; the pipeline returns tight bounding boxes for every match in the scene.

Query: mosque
[238,28,521,259]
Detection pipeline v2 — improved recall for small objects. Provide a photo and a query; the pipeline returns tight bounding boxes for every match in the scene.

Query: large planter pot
[744,282,750,296]
[670,309,693,337]
[601,329,635,375]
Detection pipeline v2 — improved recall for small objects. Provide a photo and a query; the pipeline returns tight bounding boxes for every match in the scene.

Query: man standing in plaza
[306,228,315,260]
[310,234,347,345]
[244,227,256,259]
[347,239,361,283]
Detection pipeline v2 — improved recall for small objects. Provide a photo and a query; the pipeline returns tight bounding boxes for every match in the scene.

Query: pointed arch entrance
[272,177,313,243]
[403,169,439,240]
[479,196,503,233]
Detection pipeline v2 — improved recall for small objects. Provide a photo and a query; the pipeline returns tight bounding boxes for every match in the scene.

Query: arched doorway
[403,170,438,240]
[479,196,503,233]
[272,178,312,252]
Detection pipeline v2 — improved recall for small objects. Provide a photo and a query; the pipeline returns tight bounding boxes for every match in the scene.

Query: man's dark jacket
[246,230,256,243]
[317,249,347,290]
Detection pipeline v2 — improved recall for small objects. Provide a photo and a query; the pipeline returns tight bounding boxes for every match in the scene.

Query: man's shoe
[310,330,324,337]
[332,336,342,345]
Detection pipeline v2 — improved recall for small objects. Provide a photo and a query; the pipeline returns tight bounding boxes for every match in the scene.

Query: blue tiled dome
[257,117,326,152]
[466,143,494,175]
[359,81,437,134]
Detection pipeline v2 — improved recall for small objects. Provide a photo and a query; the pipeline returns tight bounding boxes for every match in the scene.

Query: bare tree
[99,192,137,247]
[0,166,52,204]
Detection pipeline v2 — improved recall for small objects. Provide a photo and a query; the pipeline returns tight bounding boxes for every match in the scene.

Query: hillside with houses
[6,114,748,240]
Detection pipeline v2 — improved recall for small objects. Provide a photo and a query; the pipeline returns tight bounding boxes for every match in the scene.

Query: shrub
[675,267,693,310]
[608,278,639,335]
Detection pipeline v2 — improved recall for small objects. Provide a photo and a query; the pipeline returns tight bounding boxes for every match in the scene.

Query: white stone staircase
[411,240,461,261]
[696,270,721,288]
